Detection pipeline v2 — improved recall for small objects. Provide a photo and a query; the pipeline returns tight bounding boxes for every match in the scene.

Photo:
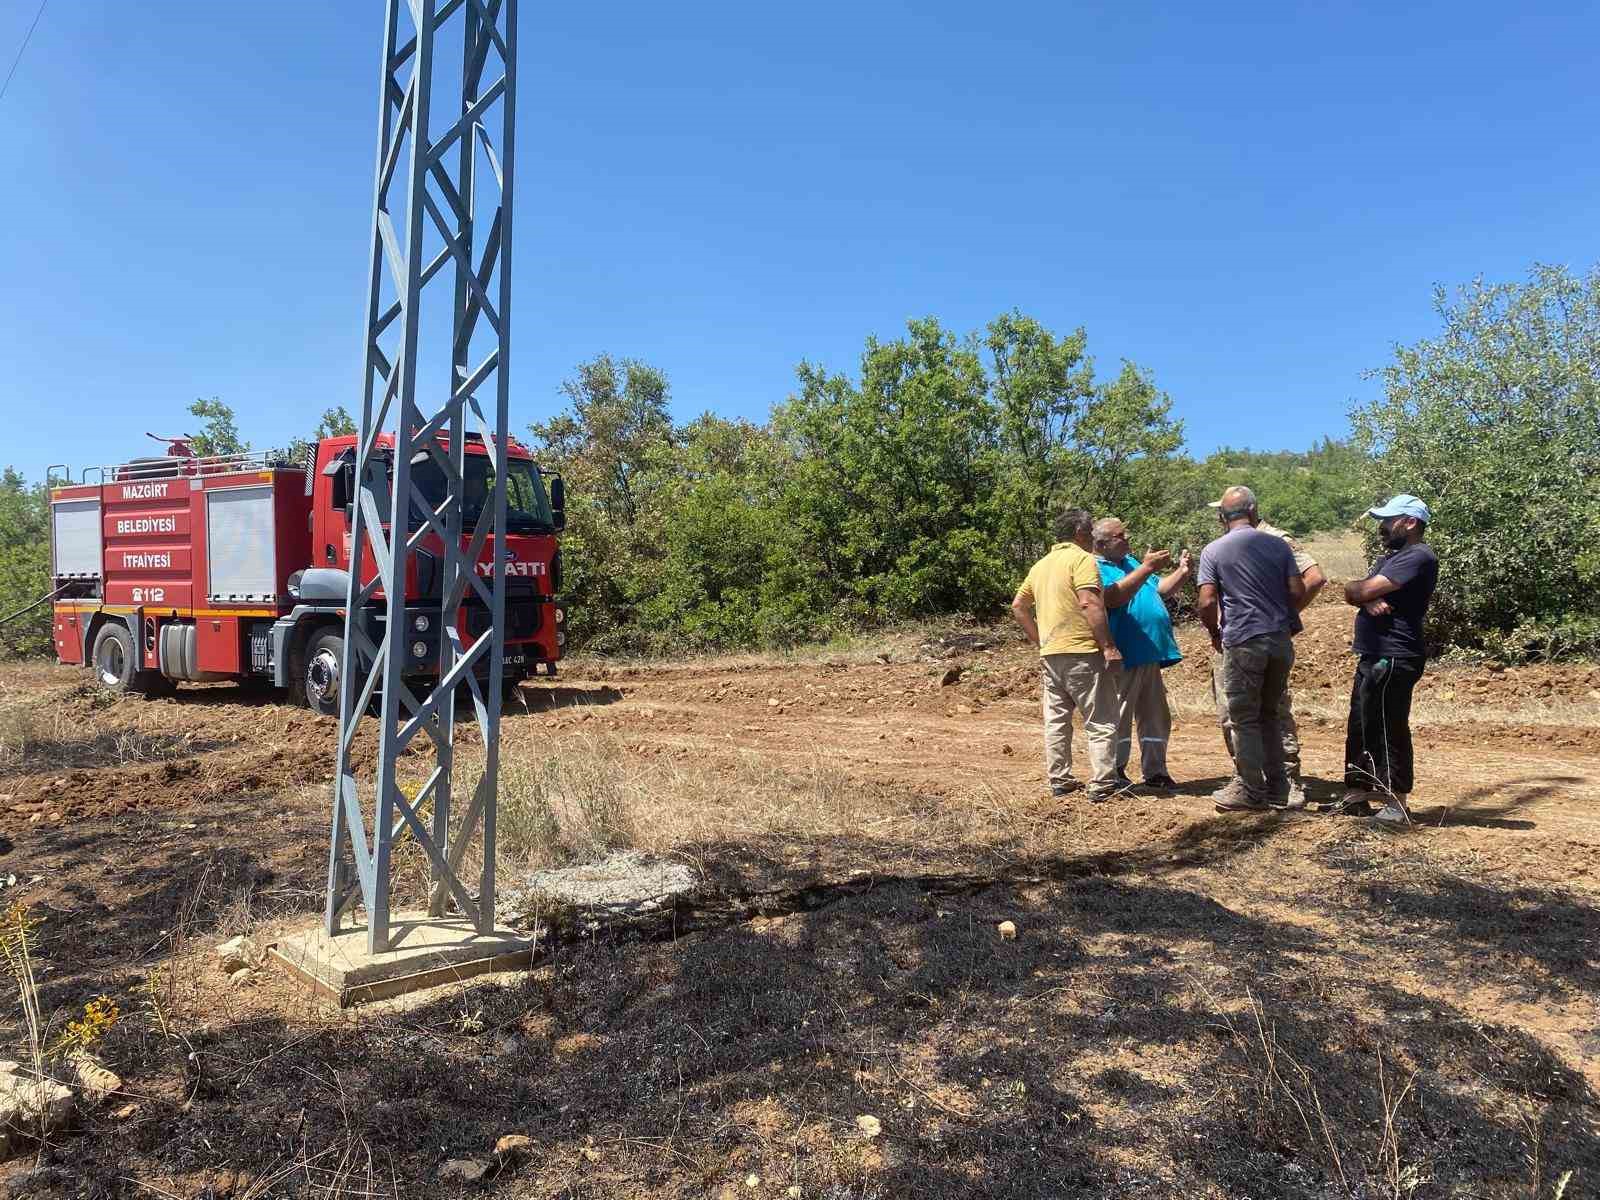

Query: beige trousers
[1040,652,1121,797]
[1114,663,1172,779]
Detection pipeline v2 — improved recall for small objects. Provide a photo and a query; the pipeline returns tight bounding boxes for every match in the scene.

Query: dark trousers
[1343,654,1425,796]
[1220,632,1296,799]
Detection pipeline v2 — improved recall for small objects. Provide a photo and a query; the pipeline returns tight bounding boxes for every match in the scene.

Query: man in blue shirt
[1093,517,1190,793]
[1338,494,1439,828]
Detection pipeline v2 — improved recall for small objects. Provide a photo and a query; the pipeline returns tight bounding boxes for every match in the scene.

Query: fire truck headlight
[412,641,428,658]
[414,614,430,632]
[556,631,566,647]
[554,607,565,624]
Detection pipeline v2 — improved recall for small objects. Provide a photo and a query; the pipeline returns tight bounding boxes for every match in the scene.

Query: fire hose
[0,583,71,628]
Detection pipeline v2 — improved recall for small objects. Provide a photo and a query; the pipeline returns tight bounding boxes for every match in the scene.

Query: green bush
[0,469,50,659]
[530,315,1192,653]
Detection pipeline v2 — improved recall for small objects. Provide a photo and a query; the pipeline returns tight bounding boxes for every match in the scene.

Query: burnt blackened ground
[5,821,1598,1199]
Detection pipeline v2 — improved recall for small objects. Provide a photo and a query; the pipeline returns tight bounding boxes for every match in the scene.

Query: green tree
[1195,438,1369,536]
[187,397,247,457]
[985,313,1096,565]
[634,416,829,648]
[0,468,51,657]
[273,405,359,467]
[531,355,672,525]
[527,355,676,649]
[314,405,357,438]
[529,319,1191,654]
[1351,263,1600,657]
[1065,360,1186,532]
[774,318,1008,620]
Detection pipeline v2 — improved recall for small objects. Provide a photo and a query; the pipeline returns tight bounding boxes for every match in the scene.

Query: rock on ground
[69,1055,121,1103]
[438,1158,491,1183]
[215,935,258,974]
[0,1061,75,1162]
[494,1133,533,1158]
[499,851,698,932]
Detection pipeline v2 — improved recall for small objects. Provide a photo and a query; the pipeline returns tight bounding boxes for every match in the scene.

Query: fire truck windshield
[388,453,556,533]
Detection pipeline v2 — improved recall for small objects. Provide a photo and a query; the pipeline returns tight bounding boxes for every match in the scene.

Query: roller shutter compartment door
[207,486,278,603]
[52,500,102,578]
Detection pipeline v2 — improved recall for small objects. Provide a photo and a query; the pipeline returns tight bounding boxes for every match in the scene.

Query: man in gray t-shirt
[1196,487,1306,811]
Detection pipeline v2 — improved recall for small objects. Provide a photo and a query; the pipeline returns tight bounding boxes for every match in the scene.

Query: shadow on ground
[507,683,624,712]
[7,818,1597,1198]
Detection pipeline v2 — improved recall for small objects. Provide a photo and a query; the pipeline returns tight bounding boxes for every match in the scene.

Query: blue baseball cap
[1366,494,1431,523]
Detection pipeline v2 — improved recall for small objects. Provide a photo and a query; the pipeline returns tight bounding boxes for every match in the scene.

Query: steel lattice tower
[327,0,517,953]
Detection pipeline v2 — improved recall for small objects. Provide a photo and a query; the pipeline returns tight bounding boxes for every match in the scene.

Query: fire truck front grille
[464,589,541,642]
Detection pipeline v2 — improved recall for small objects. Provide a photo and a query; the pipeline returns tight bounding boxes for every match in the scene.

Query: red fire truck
[46,434,565,712]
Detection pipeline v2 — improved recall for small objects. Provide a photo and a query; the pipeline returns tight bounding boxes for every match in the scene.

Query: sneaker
[1049,779,1084,798]
[1143,773,1178,793]
[1212,778,1270,813]
[1114,769,1134,788]
[1272,781,1309,811]
[1372,795,1414,828]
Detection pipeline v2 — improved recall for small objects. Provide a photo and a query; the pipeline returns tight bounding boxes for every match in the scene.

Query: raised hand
[1143,546,1174,571]
[1176,548,1192,573]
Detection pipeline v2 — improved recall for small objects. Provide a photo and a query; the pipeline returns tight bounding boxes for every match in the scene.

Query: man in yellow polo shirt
[1010,508,1123,801]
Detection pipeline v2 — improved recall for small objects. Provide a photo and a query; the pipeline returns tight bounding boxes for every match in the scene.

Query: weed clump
[495,737,635,867]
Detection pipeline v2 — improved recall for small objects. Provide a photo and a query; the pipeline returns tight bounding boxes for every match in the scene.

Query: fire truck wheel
[301,629,346,717]
[91,623,167,697]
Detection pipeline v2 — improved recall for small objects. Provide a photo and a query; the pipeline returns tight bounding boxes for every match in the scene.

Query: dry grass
[0,682,226,770]
[1301,530,1371,582]
[381,731,894,905]
[572,614,1012,674]
[0,698,41,764]
[364,722,1027,917]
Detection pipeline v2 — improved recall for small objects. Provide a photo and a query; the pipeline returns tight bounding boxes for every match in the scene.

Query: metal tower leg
[326,0,518,954]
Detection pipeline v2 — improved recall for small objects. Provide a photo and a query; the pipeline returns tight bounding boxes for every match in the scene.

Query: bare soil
[1,603,1598,1198]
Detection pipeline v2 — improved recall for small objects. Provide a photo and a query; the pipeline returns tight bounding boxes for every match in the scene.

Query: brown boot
[1213,777,1269,813]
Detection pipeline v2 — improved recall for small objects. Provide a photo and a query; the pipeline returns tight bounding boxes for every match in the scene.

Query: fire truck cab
[47,436,565,712]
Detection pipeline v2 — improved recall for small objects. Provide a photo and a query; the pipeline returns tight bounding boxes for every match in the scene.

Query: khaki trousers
[1211,652,1302,787]
[1115,663,1171,779]
[1040,652,1121,797]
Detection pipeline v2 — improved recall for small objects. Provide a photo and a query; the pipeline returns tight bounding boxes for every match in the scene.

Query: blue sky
[2,1,1596,479]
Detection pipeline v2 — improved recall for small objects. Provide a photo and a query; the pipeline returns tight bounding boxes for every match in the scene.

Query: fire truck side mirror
[549,476,565,531]
[324,454,355,513]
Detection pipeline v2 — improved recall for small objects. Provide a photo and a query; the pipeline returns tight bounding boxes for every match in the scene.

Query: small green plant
[3,902,121,1072]
[54,995,118,1059]
[141,964,172,1039]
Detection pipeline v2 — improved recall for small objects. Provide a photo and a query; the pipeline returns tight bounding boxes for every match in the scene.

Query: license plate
[506,654,525,665]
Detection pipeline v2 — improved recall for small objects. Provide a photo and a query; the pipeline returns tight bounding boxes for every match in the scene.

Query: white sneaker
[1373,795,1413,828]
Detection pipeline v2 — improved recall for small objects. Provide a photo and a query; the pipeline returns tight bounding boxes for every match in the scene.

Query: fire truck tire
[298,629,345,717]
[90,623,168,698]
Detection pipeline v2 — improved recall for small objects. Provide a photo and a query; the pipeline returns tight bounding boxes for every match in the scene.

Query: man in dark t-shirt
[1197,486,1308,811]
[1338,494,1439,826]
